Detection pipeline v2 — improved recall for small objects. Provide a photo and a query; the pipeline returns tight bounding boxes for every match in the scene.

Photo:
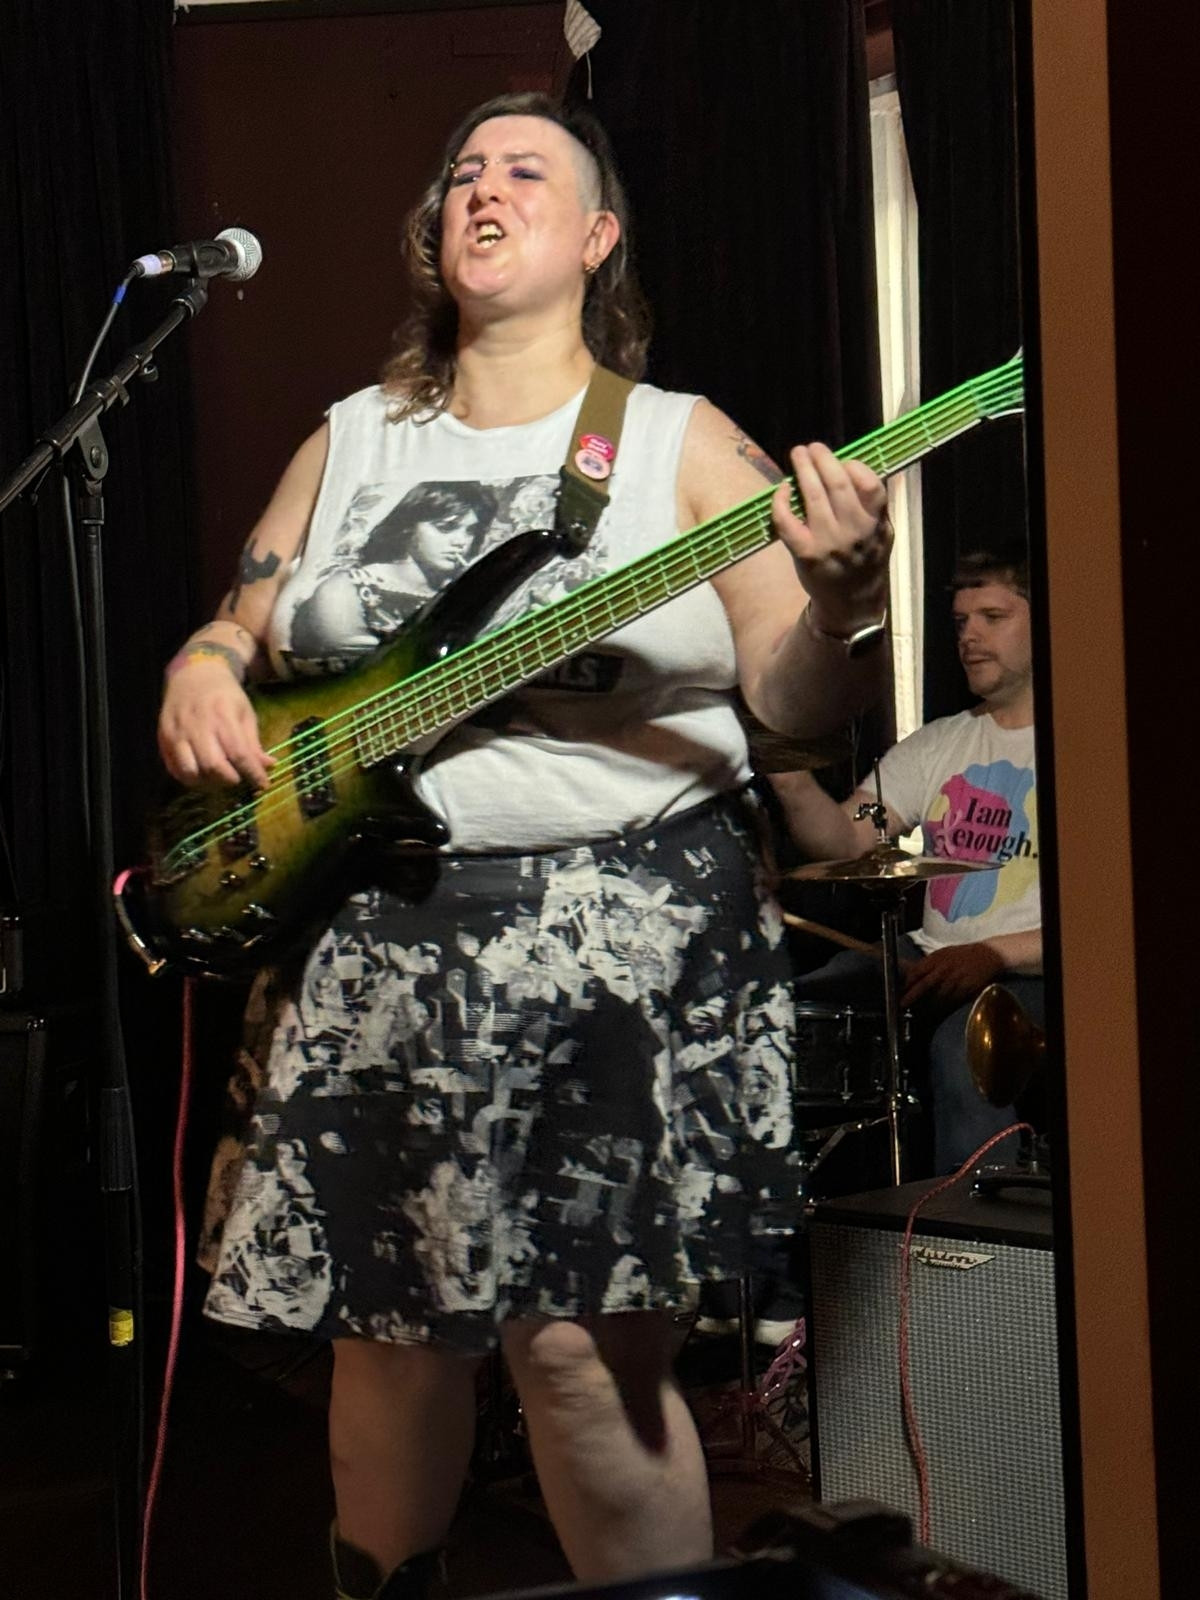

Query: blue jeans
[794,938,1045,1174]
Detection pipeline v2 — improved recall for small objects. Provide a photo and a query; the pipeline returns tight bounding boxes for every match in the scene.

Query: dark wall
[172,2,570,615]
[1104,2,1200,1590]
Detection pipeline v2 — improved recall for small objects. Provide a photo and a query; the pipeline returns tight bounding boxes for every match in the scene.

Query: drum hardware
[966,982,1052,1196]
[780,911,877,957]
[698,1025,913,1491]
[785,845,999,884]
[697,1270,810,1491]
[788,785,996,1185]
[471,1349,532,1486]
[795,1109,890,1175]
[791,1001,909,1107]
[701,787,1001,1482]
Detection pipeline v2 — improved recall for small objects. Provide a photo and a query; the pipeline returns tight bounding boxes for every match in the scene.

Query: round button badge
[575,432,615,481]
[574,448,611,480]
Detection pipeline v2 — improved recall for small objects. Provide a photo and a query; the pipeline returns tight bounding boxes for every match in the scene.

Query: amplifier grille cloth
[811,1219,1066,1600]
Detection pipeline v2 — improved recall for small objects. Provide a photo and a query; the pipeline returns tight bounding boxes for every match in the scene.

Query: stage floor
[0,1313,809,1600]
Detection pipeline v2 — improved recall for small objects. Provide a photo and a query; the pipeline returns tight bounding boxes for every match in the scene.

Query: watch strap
[803,604,889,656]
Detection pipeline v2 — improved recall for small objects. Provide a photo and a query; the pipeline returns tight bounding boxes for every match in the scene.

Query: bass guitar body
[116,527,568,979]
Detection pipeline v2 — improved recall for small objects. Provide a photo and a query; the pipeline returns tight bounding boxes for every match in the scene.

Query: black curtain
[567,0,886,936]
[892,0,1025,720]
[0,0,195,997]
[0,0,199,1352]
[569,0,888,844]
[569,0,881,478]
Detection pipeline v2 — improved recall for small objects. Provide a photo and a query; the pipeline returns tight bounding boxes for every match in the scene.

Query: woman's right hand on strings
[158,653,275,790]
[158,423,329,790]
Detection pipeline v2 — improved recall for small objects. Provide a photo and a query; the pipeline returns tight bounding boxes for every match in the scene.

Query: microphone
[131,227,262,283]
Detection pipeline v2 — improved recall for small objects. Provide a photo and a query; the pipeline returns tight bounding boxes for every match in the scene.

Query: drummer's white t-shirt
[874,709,1040,953]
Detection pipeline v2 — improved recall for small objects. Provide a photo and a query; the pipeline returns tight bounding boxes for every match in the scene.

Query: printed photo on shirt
[281,474,609,676]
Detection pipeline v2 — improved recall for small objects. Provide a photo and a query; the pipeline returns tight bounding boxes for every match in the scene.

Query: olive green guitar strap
[554,364,635,551]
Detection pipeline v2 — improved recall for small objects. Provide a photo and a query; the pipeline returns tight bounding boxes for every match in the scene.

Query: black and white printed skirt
[200,789,799,1353]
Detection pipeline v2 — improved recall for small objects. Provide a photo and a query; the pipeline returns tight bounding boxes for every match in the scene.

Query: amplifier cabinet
[0,1007,93,1369]
[807,1180,1068,1600]
[0,1011,48,1366]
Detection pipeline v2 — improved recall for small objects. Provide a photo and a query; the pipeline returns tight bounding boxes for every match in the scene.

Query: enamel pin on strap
[555,365,634,552]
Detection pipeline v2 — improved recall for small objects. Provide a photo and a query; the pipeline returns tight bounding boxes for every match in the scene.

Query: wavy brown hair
[950,544,1030,599]
[382,92,651,422]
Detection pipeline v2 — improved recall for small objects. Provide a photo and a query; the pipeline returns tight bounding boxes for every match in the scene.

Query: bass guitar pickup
[292,715,336,818]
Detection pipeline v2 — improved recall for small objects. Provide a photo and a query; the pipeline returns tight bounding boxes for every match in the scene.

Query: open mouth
[472,221,507,249]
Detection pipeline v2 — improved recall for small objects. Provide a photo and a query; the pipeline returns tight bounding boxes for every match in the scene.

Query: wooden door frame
[1026,1,1196,1595]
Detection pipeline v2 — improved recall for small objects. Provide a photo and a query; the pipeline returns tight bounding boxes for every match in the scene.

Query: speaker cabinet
[0,1012,48,1366]
[807,1179,1067,1600]
[0,1008,93,1369]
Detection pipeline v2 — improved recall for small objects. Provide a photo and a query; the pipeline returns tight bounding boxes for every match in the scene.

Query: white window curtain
[870,75,924,741]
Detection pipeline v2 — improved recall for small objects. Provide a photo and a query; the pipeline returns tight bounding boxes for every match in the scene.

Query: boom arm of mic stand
[0,279,208,520]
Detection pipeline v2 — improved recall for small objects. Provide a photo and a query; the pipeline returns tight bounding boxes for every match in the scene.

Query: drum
[791,1002,906,1110]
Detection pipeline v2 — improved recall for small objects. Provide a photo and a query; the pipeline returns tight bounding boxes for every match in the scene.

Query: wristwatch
[803,604,890,659]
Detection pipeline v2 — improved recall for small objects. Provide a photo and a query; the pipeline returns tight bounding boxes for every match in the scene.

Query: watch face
[846,622,888,658]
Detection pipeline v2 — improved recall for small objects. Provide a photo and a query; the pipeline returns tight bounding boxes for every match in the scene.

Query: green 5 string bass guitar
[115,354,1024,979]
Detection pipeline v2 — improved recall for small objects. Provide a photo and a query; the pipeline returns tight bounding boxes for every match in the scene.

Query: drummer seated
[772,547,1043,1174]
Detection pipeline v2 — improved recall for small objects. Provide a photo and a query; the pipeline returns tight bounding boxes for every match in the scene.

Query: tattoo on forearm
[188,641,247,680]
[732,430,784,485]
[228,545,282,609]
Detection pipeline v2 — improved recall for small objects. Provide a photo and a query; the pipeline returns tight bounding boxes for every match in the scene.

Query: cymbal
[786,845,999,884]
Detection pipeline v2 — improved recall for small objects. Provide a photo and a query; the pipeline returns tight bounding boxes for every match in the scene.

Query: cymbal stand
[696,1271,809,1488]
[874,885,910,1184]
[854,791,915,1186]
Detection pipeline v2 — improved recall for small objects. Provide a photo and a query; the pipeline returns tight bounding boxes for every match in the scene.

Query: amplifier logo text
[910,1245,995,1271]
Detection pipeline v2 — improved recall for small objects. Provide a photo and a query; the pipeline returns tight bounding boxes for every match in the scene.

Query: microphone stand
[0,277,209,1600]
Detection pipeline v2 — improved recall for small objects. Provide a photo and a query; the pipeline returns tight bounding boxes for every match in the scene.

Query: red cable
[139,976,196,1600]
[897,1122,1034,1545]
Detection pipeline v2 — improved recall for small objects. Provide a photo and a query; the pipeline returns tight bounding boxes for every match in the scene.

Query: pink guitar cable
[898,1122,1035,1545]
[139,975,196,1600]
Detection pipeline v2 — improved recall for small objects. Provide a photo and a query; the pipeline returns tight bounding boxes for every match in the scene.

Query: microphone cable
[137,974,197,1600]
[72,268,140,404]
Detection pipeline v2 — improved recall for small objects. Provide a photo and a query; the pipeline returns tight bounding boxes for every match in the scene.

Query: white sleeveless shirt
[266,381,751,851]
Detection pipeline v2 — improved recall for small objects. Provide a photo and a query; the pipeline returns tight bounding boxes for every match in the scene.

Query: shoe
[754,1316,804,1349]
[377,1553,442,1600]
[693,1314,803,1347]
[332,1527,443,1600]
[693,1314,738,1337]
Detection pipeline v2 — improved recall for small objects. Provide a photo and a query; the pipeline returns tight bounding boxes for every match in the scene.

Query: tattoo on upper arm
[229,545,282,609]
[732,429,784,486]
